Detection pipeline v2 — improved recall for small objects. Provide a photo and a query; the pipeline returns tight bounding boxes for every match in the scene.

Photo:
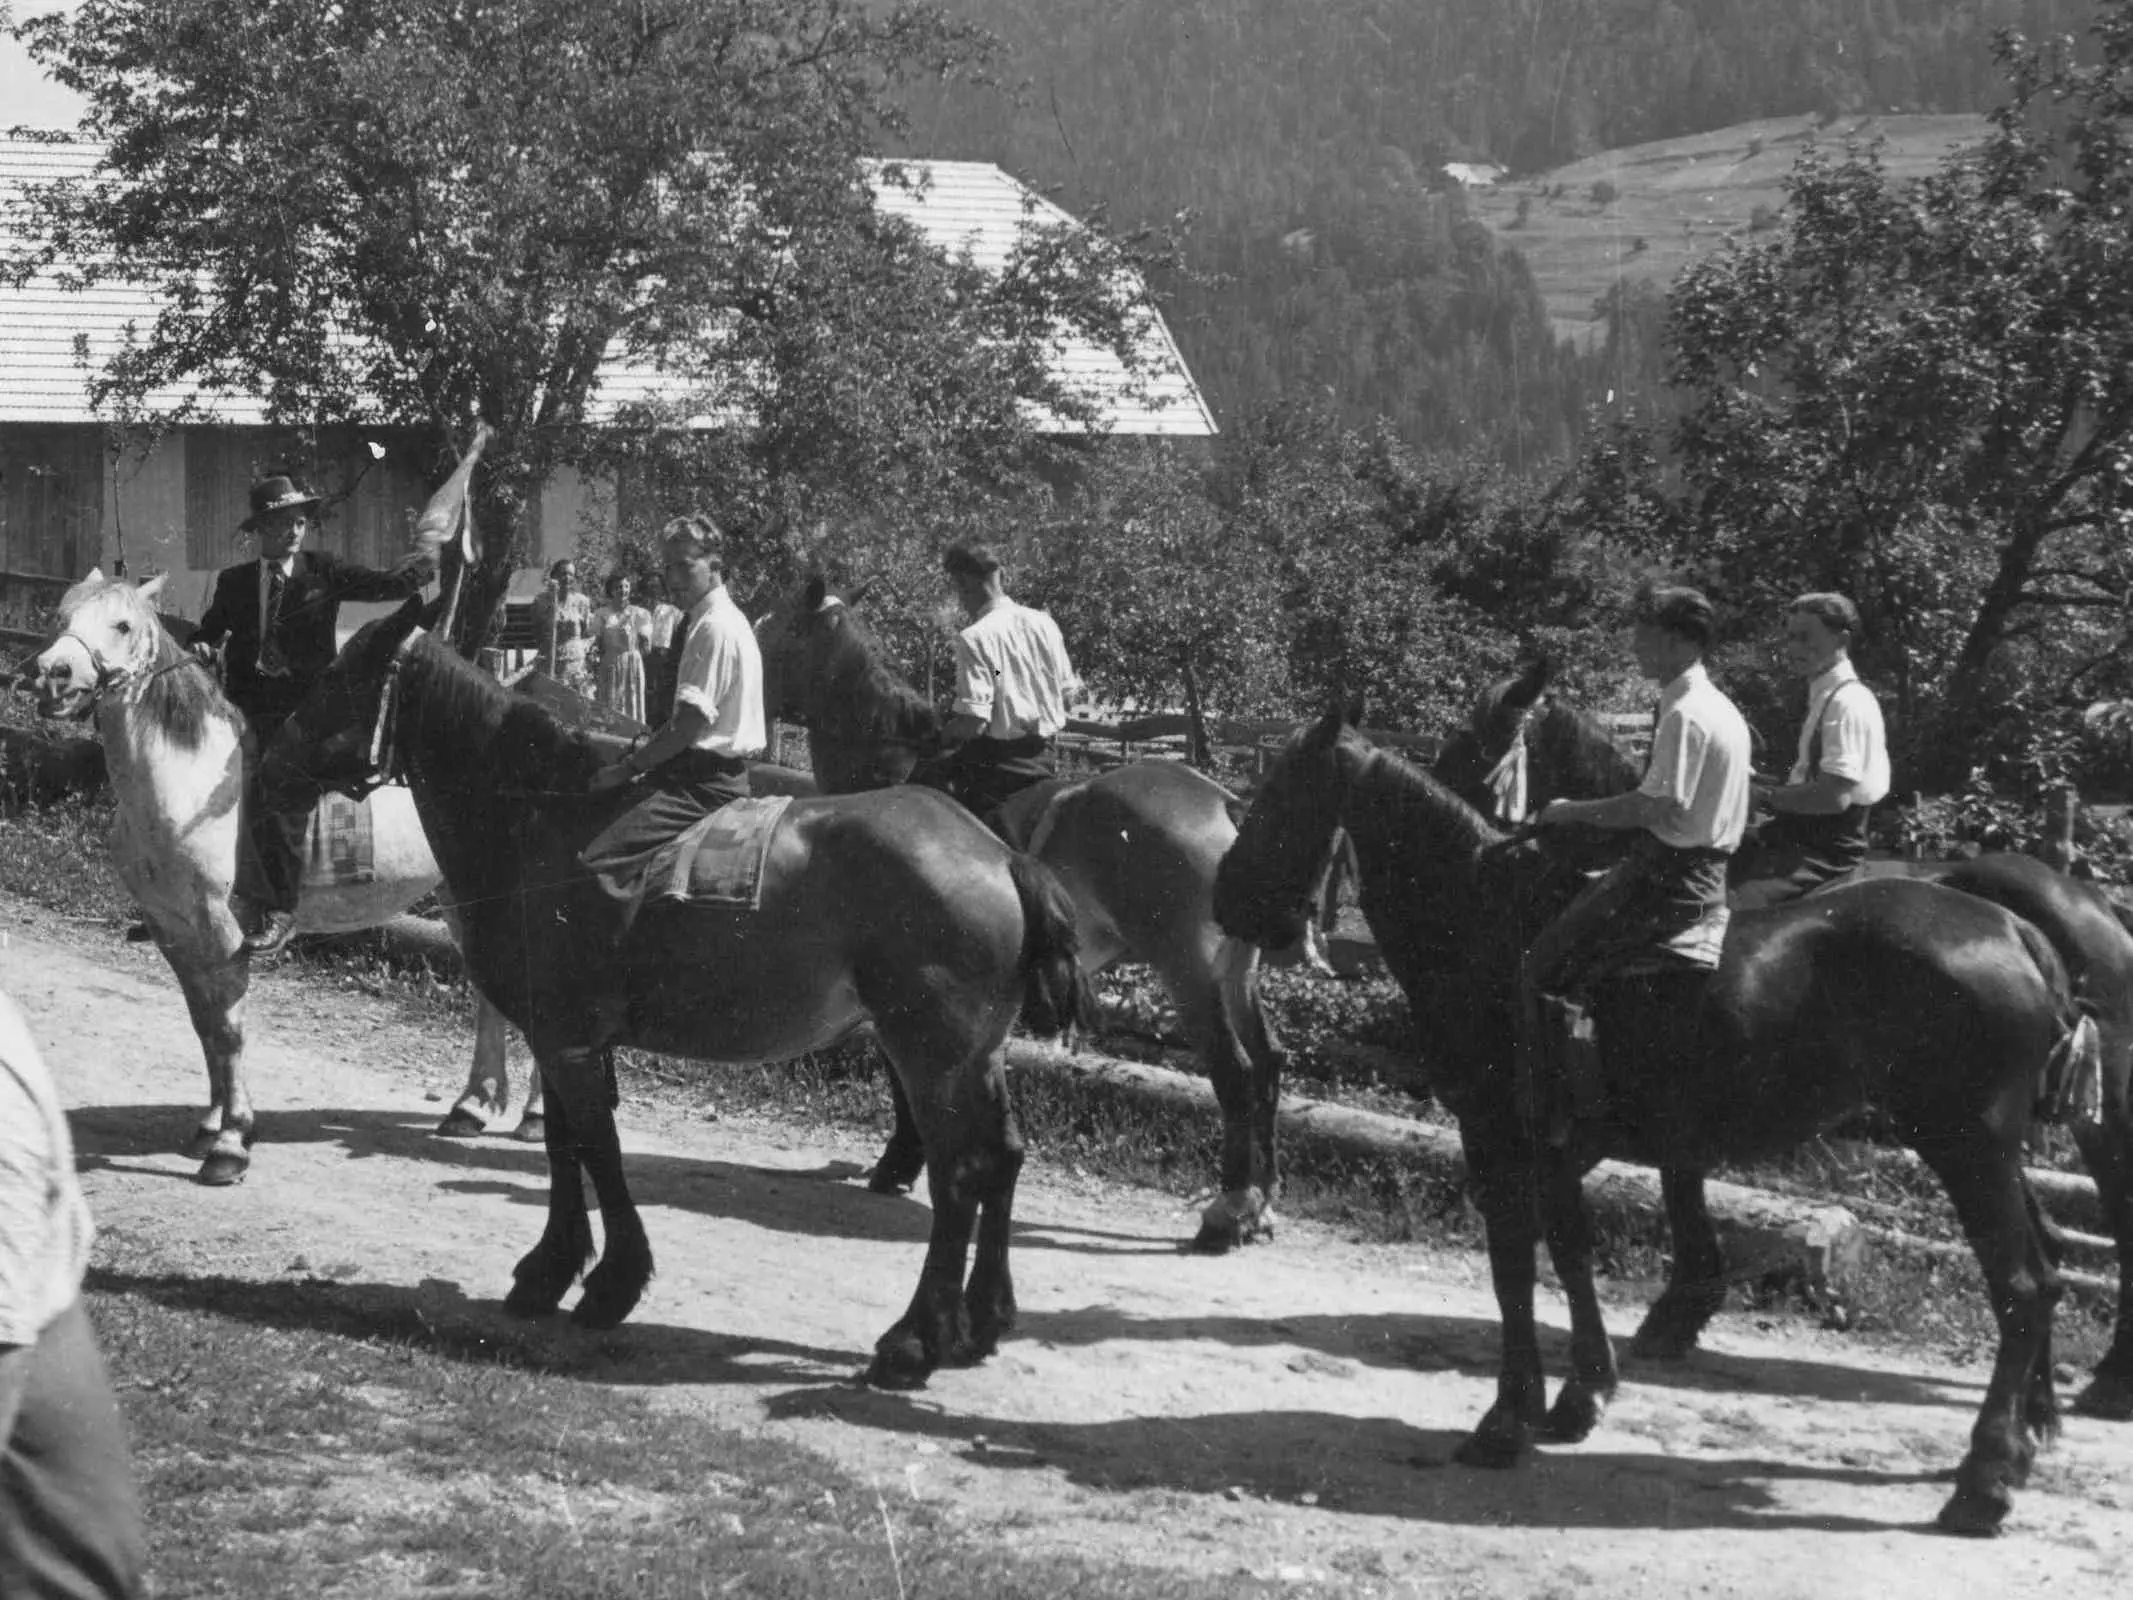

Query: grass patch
[85,1227,1336,1600]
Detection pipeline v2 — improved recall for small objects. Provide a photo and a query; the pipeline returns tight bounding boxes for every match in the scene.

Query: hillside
[1466,113,1992,348]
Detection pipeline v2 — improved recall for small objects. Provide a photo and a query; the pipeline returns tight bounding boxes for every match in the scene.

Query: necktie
[258,563,290,677]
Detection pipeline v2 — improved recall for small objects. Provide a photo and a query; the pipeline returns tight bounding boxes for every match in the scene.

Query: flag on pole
[413,420,493,566]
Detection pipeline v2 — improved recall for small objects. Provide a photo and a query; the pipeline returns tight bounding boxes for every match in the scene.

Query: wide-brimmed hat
[240,475,324,531]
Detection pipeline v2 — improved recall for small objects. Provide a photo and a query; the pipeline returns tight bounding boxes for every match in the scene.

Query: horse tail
[2013,915,2105,1125]
[1008,850,1089,1040]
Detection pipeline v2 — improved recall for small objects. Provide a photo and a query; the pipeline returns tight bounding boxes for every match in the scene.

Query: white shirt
[1789,659,1891,806]
[952,598,1078,740]
[648,602,684,651]
[0,994,93,1345]
[1638,662,1753,852]
[672,584,766,758]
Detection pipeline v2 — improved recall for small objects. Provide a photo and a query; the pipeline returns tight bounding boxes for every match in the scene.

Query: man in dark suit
[191,475,434,957]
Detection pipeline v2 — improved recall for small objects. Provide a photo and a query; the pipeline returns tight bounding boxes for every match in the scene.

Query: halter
[1482,696,1543,823]
[347,626,427,799]
[50,626,194,705]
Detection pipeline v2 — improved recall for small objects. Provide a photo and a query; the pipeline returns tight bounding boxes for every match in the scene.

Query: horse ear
[801,574,827,614]
[1506,653,1554,709]
[1342,690,1366,728]
[137,573,169,602]
[847,574,879,607]
[85,565,104,584]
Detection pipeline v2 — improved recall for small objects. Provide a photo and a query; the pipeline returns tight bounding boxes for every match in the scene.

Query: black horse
[1216,706,2099,1536]
[1438,658,2133,1419]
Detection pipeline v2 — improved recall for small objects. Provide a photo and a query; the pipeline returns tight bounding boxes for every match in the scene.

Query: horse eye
[114,620,132,633]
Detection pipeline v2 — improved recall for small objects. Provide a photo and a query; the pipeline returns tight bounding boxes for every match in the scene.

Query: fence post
[2038,783,2078,872]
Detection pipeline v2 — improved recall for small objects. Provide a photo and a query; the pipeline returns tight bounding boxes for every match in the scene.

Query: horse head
[758,574,940,791]
[1434,655,1553,820]
[1214,695,1366,951]
[34,570,174,719]
[264,595,430,797]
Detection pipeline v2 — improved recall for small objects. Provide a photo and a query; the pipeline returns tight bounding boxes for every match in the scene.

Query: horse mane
[137,627,239,752]
[1352,740,1504,870]
[812,602,941,747]
[403,635,604,795]
[1528,699,1642,799]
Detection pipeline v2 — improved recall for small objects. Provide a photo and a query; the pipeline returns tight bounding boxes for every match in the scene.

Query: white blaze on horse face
[36,580,156,715]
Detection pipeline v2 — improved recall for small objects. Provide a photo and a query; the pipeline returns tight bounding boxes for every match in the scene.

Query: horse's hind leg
[505,1069,596,1317]
[2070,1062,2133,1419]
[168,952,254,1186]
[869,1062,927,1196]
[958,1049,1027,1361]
[2021,1179,2064,1452]
[867,1021,1015,1387]
[1631,1167,1727,1360]
[437,993,517,1138]
[1922,1140,2062,1537]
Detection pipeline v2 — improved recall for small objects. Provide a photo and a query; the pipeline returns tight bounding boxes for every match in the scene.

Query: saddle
[643,794,794,912]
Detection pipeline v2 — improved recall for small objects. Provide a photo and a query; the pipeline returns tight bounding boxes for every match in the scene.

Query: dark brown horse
[1440,659,2133,1418]
[263,598,1089,1387]
[759,577,1290,1252]
[1216,708,2097,1535]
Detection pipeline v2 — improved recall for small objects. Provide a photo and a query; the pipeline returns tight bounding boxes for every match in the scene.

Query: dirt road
[7,906,2131,1598]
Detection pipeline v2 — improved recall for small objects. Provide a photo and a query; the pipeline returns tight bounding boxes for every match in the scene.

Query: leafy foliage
[1664,13,2133,780]
[11,0,1161,648]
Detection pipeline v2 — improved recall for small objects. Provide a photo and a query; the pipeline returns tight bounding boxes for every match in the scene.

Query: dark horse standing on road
[1437,657,2133,1419]
[265,599,1089,1388]
[760,576,1291,1252]
[1216,707,2098,1535]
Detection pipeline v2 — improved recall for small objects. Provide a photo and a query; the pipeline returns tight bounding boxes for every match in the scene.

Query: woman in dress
[532,558,595,695]
[590,571,653,724]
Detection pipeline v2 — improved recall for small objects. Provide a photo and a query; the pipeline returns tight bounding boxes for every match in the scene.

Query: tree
[1665,10,2133,775]
[11,0,1164,648]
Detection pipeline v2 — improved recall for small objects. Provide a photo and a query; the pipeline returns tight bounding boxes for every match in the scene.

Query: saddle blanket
[652,794,794,911]
[300,792,377,889]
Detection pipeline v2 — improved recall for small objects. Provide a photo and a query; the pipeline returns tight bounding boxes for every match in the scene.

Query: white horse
[32,571,537,1183]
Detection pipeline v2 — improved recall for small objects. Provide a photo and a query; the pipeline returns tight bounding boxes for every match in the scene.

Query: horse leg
[2022,1179,2064,1454]
[543,1047,653,1330]
[1231,940,1290,1233]
[954,1050,1027,1362]
[2069,1075,2133,1419]
[437,993,513,1138]
[1921,1141,2061,1537]
[1454,1122,1548,1468]
[1632,1166,1727,1359]
[869,1059,927,1196]
[504,1068,595,1317]
[866,1022,1006,1387]
[168,952,254,1186]
[1541,1152,1619,1443]
[1177,949,1271,1254]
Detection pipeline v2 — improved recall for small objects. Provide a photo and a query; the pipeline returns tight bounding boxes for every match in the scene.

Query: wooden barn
[0,137,1215,642]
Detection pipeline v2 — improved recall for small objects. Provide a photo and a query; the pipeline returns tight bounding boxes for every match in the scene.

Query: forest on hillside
[896,0,2097,460]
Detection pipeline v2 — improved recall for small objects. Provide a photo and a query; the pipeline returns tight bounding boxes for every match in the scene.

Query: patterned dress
[534,588,595,694]
[592,602,653,724]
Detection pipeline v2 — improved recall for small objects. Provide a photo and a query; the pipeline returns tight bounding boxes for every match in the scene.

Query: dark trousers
[0,1301,145,1600]
[579,750,751,935]
[1517,837,1730,1118]
[915,734,1055,830]
[238,708,316,917]
[1729,806,1872,911]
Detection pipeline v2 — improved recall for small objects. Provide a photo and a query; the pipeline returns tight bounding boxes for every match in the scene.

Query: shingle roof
[0,139,1214,436]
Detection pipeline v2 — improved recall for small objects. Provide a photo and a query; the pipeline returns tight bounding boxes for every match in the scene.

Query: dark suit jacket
[195,548,432,723]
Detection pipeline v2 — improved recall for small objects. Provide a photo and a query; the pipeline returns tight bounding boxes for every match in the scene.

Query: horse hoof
[434,1108,487,1139]
[1187,1218,1241,1255]
[1935,1484,2012,1538]
[195,1151,249,1187]
[1452,1409,1535,1470]
[1543,1384,1611,1445]
[512,1115,547,1145]
[571,1263,646,1330]
[2071,1373,2133,1422]
[186,1128,220,1162]
[868,1145,925,1195]
[865,1334,935,1391]
[504,1280,566,1319]
[1629,1319,1701,1363]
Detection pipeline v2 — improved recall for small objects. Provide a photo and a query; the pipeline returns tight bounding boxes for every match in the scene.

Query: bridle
[49,625,194,705]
